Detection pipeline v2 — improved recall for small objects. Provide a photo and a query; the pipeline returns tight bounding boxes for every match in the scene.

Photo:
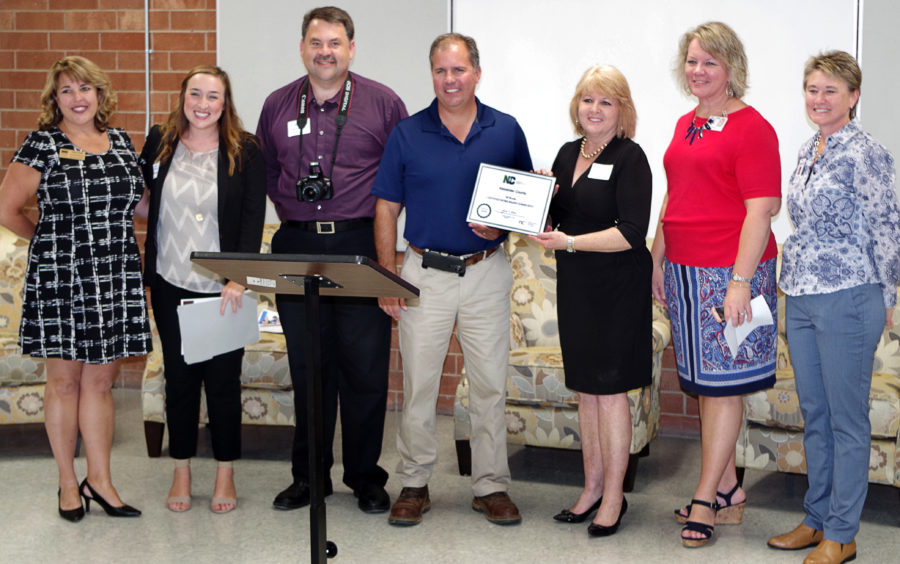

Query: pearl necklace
[580,137,608,159]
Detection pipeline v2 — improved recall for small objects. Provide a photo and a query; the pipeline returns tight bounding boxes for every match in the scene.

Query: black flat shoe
[354,483,390,513]
[58,488,85,522]
[553,496,602,523]
[272,479,334,511]
[587,497,628,537]
[80,479,141,517]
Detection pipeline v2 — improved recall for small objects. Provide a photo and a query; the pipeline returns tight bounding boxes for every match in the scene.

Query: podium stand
[191,252,419,563]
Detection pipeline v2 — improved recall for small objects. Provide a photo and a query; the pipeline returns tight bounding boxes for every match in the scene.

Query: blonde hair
[569,65,637,139]
[675,21,748,99]
[155,65,255,175]
[803,50,861,120]
[38,55,116,131]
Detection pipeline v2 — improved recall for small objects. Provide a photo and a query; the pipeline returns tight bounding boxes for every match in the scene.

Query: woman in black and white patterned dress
[0,56,150,521]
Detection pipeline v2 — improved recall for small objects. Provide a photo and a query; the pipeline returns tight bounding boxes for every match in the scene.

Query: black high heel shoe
[552,496,602,523]
[58,488,85,522]
[80,479,141,517]
[587,497,628,537]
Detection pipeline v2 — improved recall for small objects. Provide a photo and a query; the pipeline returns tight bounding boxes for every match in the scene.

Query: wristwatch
[566,236,576,253]
[732,272,752,284]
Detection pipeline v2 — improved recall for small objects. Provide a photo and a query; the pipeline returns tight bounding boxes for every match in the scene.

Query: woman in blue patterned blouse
[768,51,900,564]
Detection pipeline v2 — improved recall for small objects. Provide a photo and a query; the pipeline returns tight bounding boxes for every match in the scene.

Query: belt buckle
[316,221,335,234]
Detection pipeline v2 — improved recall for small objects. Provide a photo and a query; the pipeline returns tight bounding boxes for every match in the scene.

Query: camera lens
[301,184,320,202]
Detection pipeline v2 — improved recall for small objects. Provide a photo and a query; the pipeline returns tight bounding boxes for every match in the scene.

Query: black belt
[282,217,373,234]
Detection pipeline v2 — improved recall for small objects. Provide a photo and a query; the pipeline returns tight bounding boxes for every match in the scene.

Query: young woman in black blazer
[138,65,266,514]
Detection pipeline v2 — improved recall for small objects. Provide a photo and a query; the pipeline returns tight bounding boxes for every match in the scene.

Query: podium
[191,252,419,562]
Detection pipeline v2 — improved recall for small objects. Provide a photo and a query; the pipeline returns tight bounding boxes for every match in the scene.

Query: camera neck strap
[296,76,353,181]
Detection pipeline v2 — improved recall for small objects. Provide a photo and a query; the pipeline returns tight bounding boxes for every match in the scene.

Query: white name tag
[287,119,311,137]
[707,115,728,132]
[588,163,613,181]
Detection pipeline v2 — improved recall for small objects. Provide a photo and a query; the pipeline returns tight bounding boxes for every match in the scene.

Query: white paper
[258,308,283,334]
[177,293,260,364]
[465,163,555,235]
[722,295,774,358]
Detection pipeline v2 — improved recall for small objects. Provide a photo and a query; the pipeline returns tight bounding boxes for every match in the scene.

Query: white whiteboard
[219,1,900,238]
[454,0,857,241]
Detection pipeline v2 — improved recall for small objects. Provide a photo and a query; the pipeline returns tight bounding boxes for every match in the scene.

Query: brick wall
[0,2,698,436]
[0,0,217,387]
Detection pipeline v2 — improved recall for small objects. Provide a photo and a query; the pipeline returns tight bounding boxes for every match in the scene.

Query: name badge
[152,162,160,179]
[707,115,728,132]
[588,163,613,181]
[287,119,311,137]
[59,148,85,161]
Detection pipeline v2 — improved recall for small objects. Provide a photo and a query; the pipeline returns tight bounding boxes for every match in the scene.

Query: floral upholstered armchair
[453,233,670,490]
[736,273,900,490]
[0,227,46,425]
[141,224,295,456]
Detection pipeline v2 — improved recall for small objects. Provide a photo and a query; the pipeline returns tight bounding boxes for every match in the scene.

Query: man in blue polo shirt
[372,33,532,527]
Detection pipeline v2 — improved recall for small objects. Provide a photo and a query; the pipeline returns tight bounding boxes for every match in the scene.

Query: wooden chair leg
[144,421,164,457]
[623,444,649,493]
[456,439,472,476]
[623,452,639,493]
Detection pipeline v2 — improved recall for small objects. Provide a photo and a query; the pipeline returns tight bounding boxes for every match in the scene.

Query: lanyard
[296,76,353,181]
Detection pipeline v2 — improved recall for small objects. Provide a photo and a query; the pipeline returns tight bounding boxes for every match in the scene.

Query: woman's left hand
[220,281,245,315]
[528,230,566,250]
[717,282,751,326]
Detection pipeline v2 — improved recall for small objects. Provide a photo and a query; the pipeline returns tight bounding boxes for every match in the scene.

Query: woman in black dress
[0,56,151,521]
[531,65,652,537]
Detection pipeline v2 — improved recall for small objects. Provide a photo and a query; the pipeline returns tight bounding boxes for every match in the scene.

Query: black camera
[296,161,333,202]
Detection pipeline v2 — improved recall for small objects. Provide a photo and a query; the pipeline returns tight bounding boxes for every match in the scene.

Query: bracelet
[566,236,576,253]
[731,272,752,284]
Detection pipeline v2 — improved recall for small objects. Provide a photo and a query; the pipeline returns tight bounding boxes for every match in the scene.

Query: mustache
[314,56,336,64]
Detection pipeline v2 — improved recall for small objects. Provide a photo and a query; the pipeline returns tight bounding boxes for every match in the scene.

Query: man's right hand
[379,297,407,321]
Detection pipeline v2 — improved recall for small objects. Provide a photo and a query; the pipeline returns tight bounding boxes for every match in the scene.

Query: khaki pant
[396,247,512,496]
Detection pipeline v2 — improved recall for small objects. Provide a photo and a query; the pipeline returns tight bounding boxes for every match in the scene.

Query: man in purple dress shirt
[255,6,407,514]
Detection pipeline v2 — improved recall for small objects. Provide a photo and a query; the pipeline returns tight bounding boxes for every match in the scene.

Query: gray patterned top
[780,120,900,307]
[156,143,222,293]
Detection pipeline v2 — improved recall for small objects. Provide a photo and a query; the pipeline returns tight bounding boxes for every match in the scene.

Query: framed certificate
[465,164,555,235]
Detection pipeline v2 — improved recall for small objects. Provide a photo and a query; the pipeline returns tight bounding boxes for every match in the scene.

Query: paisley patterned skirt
[664,258,777,396]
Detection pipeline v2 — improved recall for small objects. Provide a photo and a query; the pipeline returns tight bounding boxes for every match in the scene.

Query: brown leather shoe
[768,523,825,550]
[388,486,430,526]
[803,539,856,564]
[472,491,522,525]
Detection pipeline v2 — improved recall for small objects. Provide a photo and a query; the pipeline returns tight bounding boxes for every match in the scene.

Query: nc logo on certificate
[466,163,555,235]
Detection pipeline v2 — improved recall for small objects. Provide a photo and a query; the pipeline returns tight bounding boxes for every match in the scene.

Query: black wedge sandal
[681,498,717,548]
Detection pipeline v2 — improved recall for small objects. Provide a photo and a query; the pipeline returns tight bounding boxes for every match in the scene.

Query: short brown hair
[38,55,116,131]
[569,65,637,139]
[675,21,748,99]
[302,6,354,41]
[429,33,480,69]
[803,50,862,119]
